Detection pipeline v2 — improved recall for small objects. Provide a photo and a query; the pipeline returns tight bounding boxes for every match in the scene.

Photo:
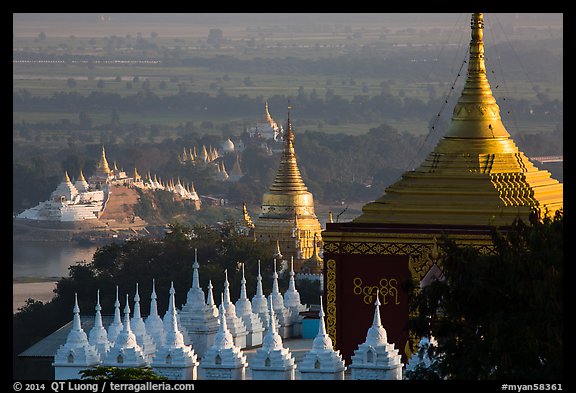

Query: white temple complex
[49,268,407,380]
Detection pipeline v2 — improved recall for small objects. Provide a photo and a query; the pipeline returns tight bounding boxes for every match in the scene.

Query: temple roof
[355,13,563,227]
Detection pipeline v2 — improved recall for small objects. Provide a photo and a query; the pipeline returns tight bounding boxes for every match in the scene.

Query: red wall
[330,253,411,364]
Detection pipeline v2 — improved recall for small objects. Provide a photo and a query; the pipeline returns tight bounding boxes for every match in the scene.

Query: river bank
[13,280,58,313]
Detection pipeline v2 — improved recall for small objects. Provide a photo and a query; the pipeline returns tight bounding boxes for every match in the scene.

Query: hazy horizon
[13,13,563,38]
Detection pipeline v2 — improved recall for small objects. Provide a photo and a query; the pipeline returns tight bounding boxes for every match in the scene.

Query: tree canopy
[408,210,563,380]
[13,223,322,378]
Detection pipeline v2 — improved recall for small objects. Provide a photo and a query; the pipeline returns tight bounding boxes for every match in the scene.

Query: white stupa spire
[251,260,279,334]
[107,285,123,343]
[67,293,90,347]
[216,293,233,348]
[265,295,279,343]
[250,295,296,380]
[162,282,189,345]
[271,259,282,304]
[131,283,156,362]
[239,263,248,300]
[88,289,111,356]
[270,258,292,338]
[199,294,248,380]
[223,269,232,305]
[145,279,165,347]
[152,281,200,380]
[284,256,308,314]
[235,263,264,347]
[179,250,220,358]
[366,290,387,346]
[183,248,208,312]
[349,290,404,380]
[220,269,248,349]
[103,293,147,368]
[206,279,218,318]
[298,296,346,380]
[164,281,185,348]
[119,294,137,347]
[53,293,100,379]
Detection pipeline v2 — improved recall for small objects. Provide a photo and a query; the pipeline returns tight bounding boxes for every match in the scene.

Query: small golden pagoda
[89,145,112,188]
[253,109,323,270]
[95,145,111,175]
[321,13,563,365]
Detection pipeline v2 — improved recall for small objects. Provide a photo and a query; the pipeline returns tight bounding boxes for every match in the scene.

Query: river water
[13,240,100,279]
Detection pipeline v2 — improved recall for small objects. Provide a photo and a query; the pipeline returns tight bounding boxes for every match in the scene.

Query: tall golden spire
[98,145,111,174]
[254,105,323,267]
[444,13,510,140]
[356,13,563,226]
[268,108,308,193]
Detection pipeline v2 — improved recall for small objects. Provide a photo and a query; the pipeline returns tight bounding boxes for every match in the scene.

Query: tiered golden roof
[356,13,562,227]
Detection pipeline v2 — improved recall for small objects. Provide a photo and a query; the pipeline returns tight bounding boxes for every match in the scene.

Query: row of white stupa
[53,252,403,380]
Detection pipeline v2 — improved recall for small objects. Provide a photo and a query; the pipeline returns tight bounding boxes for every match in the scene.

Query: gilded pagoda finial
[98,145,111,174]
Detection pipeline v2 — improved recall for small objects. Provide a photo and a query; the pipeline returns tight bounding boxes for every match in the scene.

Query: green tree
[80,366,167,380]
[408,211,563,380]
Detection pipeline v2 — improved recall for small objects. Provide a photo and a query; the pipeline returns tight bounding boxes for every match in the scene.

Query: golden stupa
[320,13,563,365]
[253,109,323,270]
[96,145,111,175]
[356,13,562,226]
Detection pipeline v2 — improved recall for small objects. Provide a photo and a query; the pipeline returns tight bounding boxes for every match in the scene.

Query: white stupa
[73,170,90,193]
[221,269,248,349]
[88,289,111,358]
[234,263,264,348]
[130,283,157,363]
[298,296,346,380]
[53,293,100,380]
[349,290,403,380]
[106,286,123,344]
[200,294,248,380]
[250,295,297,380]
[283,257,309,337]
[179,249,220,358]
[206,279,219,318]
[102,294,147,368]
[251,260,279,335]
[151,281,200,380]
[145,279,165,348]
[270,259,293,339]
[162,282,190,346]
